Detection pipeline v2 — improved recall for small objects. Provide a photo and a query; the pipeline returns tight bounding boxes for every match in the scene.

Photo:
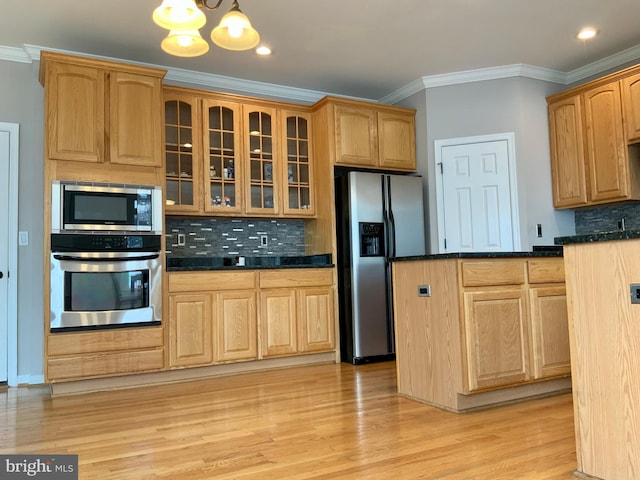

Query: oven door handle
[53,253,160,262]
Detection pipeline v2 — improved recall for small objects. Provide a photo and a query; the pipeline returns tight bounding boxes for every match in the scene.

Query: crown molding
[0,45,32,63]
[12,44,351,104]
[567,43,640,84]
[380,64,567,104]
[4,42,640,105]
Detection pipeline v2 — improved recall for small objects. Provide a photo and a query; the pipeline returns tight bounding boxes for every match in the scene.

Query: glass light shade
[161,30,210,57]
[211,7,260,50]
[153,0,206,30]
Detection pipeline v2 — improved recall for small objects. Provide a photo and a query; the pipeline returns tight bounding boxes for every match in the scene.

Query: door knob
[0,271,3,279]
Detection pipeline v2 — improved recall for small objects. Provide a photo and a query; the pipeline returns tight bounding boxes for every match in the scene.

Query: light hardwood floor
[0,362,577,479]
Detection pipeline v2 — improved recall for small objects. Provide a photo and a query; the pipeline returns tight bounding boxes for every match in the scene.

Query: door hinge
[444,238,447,249]
[438,162,443,174]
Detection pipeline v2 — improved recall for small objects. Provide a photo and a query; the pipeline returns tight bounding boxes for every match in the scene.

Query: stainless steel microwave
[51,181,163,234]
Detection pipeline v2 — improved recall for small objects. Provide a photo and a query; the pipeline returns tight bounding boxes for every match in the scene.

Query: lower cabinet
[168,268,335,369]
[169,294,214,367]
[168,271,257,368]
[259,269,335,358]
[529,285,570,379]
[46,327,165,382]
[216,291,258,362]
[463,288,530,391]
[461,258,570,393]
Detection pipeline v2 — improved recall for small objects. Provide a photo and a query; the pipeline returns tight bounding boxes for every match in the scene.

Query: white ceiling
[2,0,640,101]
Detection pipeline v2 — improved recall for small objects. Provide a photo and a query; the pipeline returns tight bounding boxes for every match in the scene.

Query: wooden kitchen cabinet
[46,327,164,382]
[281,109,315,216]
[393,256,570,411]
[203,99,243,214]
[41,51,164,168]
[163,86,316,218]
[377,111,417,171]
[313,97,417,172]
[298,286,335,352]
[333,104,378,168]
[529,285,570,379]
[621,72,640,143]
[463,288,530,391]
[164,91,202,212]
[547,96,588,208]
[215,290,258,362]
[243,104,279,216]
[547,64,640,208]
[259,269,335,358]
[260,288,298,357]
[168,293,213,367]
[167,270,257,367]
[583,82,631,203]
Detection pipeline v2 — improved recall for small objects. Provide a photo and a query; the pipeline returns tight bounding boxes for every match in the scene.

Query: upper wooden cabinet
[583,82,631,203]
[313,97,417,172]
[621,72,640,143]
[243,104,279,216]
[164,91,202,212]
[40,51,165,168]
[281,109,315,216]
[163,87,316,218]
[547,64,640,209]
[203,99,243,214]
[547,96,588,208]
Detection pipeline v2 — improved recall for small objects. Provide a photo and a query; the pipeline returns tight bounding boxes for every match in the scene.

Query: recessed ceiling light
[256,45,272,56]
[577,27,598,40]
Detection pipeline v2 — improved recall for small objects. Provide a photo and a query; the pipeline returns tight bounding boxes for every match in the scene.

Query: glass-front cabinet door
[244,105,279,215]
[164,92,201,213]
[203,99,242,214]
[281,110,315,216]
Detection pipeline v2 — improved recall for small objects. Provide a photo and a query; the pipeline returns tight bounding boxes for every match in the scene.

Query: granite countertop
[166,254,334,271]
[391,246,563,262]
[554,229,640,245]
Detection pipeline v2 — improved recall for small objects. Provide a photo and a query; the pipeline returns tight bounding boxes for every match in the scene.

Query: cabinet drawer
[528,259,565,284]
[47,350,164,381]
[47,327,163,356]
[461,260,525,287]
[168,270,257,293]
[259,268,333,288]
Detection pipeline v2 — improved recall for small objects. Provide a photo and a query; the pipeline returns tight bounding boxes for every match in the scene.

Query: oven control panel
[51,234,161,252]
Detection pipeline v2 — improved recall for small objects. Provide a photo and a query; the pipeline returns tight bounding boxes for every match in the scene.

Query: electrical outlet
[260,235,268,247]
[631,284,640,304]
[177,233,186,246]
[418,285,431,297]
[536,224,543,238]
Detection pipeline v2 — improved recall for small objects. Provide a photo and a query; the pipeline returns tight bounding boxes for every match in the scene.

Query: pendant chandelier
[153,0,260,57]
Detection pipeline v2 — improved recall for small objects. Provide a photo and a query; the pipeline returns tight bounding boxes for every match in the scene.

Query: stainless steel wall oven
[50,232,162,332]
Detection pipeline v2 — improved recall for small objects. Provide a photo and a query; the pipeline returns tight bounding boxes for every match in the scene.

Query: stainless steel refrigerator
[335,171,426,364]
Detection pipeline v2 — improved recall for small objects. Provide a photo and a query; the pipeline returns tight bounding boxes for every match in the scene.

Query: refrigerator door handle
[386,176,397,258]
[382,176,390,258]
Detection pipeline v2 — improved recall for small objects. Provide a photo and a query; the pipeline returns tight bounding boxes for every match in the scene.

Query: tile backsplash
[165,217,306,257]
[574,202,640,234]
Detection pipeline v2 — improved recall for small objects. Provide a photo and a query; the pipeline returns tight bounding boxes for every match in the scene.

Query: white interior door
[435,133,520,253]
[0,123,19,385]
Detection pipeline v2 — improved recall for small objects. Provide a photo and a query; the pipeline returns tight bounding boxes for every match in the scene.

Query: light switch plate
[18,231,28,246]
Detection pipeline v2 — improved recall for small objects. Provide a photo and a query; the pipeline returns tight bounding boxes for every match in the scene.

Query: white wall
[0,59,45,383]
[398,76,576,253]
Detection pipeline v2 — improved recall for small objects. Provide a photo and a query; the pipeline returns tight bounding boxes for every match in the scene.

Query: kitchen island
[391,252,571,412]
[555,231,640,480]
